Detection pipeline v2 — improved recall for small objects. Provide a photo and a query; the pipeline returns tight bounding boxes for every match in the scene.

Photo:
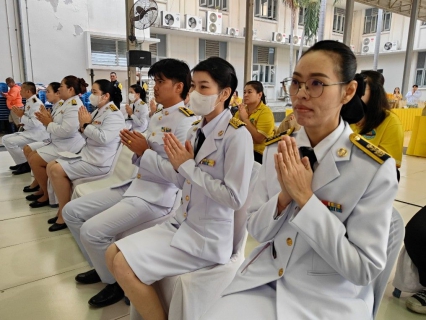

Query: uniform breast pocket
[308,251,339,276]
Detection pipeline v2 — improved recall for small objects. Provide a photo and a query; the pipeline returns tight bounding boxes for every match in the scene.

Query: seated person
[275,112,301,134]
[230,90,242,116]
[46,79,125,232]
[234,81,275,164]
[125,84,149,132]
[62,59,196,308]
[2,82,49,175]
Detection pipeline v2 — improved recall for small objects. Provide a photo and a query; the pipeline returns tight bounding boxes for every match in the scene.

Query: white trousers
[2,133,35,165]
[62,185,170,284]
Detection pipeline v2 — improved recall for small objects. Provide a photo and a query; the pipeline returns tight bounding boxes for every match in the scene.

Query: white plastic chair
[129,162,261,320]
[372,207,405,318]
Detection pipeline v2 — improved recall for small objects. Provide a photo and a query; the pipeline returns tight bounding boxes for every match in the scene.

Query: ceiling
[355,0,426,21]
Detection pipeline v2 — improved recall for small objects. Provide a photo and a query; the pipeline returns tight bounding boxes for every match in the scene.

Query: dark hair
[148,59,190,100]
[394,87,400,94]
[5,77,14,84]
[63,75,88,95]
[245,80,266,105]
[94,79,122,107]
[302,40,357,83]
[413,84,419,88]
[110,72,117,76]
[130,84,147,103]
[192,57,238,108]
[49,82,61,93]
[235,90,239,96]
[22,81,37,94]
[359,70,390,135]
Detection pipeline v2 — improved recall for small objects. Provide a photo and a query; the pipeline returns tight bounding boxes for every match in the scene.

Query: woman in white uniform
[125,84,149,132]
[46,79,125,232]
[105,57,254,320]
[201,41,399,320]
[25,79,85,204]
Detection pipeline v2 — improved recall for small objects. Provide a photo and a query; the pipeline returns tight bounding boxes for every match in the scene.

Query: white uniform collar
[199,109,230,138]
[161,101,184,116]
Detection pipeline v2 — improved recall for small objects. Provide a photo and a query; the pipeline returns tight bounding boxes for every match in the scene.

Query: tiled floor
[1,131,426,319]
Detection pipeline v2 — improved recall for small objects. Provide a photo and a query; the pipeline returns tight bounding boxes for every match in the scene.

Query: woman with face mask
[25,78,86,206]
[44,79,125,232]
[234,81,275,164]
[125,84,149,132]
[105,57,254,320]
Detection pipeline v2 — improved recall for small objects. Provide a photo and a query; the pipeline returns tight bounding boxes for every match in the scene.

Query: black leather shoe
[48,222,67,232]
[9,164,20,170]
[23,185,40,193]
[26,194,42,201]
[47,216,58,224]
[29,200,50,208]
[75,269,101,284]
[12,162,31,175]
[88,283,124,308]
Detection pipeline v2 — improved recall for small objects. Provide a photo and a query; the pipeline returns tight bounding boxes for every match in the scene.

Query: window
[199,0,228,11]
[252,46,275,84]
[149,34,167,63]
[363,8,392,34]
[199,39,227,61]
[255,0,277,20]
[333,8,345,34]
[416,52,426,87]
[421,21,426,26]
[298,7,307,26]
[91,38,128,67]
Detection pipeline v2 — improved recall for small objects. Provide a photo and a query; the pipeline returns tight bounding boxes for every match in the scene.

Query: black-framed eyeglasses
[282,78,348,98]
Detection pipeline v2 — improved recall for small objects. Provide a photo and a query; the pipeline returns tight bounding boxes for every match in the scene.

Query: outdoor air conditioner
[243,28,257,39]
[185,15,202,31]
[206,11,222,34]
[272,32,285,43]
[291,35,301,45]
[161,11,180,28]
[383,40,399,52]
[361,36,375,54]
[226,27,240,36]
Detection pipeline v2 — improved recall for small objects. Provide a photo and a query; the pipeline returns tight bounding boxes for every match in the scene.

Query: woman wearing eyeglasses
[201,41,398,320]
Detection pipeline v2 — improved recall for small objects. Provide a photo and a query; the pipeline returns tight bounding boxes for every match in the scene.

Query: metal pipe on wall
[16,0,28,81]
[373,9,383,71]
[244,0,254,84]
[342,0,354,46]
[4,0,15,79]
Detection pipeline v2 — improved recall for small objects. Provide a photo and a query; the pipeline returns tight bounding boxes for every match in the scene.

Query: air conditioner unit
[383,40,399,52]
[185,15,202,31]
[243,28,257,39]
[206,11,222,34]
[292,35,301,45]
[161,11,180,28]
[361,36,375,54]
[272,32,285,43]
[226,27,240,36]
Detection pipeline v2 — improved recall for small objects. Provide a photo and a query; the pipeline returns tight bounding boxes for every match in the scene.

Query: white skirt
[56,157,110,181]
[115,220,214,285]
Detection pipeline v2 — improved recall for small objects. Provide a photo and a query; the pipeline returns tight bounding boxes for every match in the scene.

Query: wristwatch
[83,123,91,129]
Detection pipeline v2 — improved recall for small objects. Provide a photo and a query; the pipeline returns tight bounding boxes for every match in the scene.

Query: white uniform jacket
[119,103,196,208]
[19,94,49,141]
[142,110,254,264]
[79,102,125,167]
[40,97,85,156]
[125,99,149,133]
[223,121,399,319]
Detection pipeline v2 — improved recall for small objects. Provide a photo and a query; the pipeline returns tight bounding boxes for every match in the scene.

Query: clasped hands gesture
[125,104,133,116]
[35,105,53,126]
[275,135,314,213]
[78,106,92,127]
[120,129,149,157]
[237,103,249,122]
[163,133,193,171]
[11,106,24,118]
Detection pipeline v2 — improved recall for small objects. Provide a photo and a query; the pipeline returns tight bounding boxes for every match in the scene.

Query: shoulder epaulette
[58,101,63,106]
[229,117,246,129]
[155,108,163,114]
[109,104,119,112]
[179,107,195,117]
[32,98,37,103]
[265,128,295,146]
[71,99,77,105]
[192,120,201,126]
[350,133,390,164]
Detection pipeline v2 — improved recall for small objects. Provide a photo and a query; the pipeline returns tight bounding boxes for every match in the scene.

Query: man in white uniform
[405,84,422,106]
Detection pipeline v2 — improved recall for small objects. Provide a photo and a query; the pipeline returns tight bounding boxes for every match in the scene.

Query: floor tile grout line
[0,233,71,250]
[0,211,56,222]
[394,199,424,208]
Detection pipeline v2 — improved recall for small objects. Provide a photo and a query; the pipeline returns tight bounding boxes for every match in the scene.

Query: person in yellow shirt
[234,81,275,163]
[351,70,403,181]
[230,91,242,116]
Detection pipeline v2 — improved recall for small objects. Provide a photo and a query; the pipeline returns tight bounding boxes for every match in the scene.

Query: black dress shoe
[88,283,124,308]
[48,222,67,232]
[12,162,31,175]
[23,185,40,193]
[75,269,101,284]
[26,193,42,201]
[47,216,58,224]
[9,164,20,170]
[29,200,50,208]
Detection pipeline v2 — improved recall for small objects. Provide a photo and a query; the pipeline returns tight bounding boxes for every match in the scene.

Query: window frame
[199,39,228,62]
[332,7,345,34]
[416,52,426,87]
[363,8,392,34]
[199,0,228,11]
[254,0,277,21]
[252,46,276,84]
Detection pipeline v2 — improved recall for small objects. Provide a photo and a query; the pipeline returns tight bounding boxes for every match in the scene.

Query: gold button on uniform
[337,148,348,157]
[185,195,190,201]
[183,212,187,218]
[165,111,169,115]
[159,116,162,120]
[152,132,156,136]
[286,238,293,246]
[186,180,190,184]
[218,130,224,137]
[278,268,284,277]
[137,174,141,179]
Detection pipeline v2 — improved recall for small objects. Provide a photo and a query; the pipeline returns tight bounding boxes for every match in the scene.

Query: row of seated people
[0,41,413,319]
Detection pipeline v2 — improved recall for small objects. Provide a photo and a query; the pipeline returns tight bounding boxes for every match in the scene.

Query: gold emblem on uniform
[109,105,119,112]
[161,127,172,133]
[337,148,348,157]
[278,268,284,277]
[185,195,190,201]
[218,130,224,137]
[193,127,197,131]
[27,106,30,110]
[179,107,195,117]
[200,158,215,167]
[229,117,246,129]
[159,116,162,120]
[350,133,390,164]
[71,99,77,105]
[152,132,156,136]
[286,238,293,246]
[165,110,169,115]
[92,121,101,125]
[137,174,141,179]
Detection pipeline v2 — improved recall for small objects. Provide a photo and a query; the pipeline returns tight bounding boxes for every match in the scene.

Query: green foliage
[282,0,320,41]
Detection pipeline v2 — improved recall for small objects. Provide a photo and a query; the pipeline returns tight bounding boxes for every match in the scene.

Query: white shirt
[405,90,422,105]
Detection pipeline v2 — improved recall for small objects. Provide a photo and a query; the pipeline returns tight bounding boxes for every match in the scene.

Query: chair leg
[392,288,402,298]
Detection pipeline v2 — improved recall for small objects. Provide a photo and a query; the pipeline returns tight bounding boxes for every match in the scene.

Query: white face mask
[89,94,102,107]
[189,90,220,116]
[128,93,136,102]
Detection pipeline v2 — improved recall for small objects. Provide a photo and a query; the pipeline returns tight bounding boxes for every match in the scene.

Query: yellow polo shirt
[234,102,275,155]
[230,96,242,107]
[350,111,403,167]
